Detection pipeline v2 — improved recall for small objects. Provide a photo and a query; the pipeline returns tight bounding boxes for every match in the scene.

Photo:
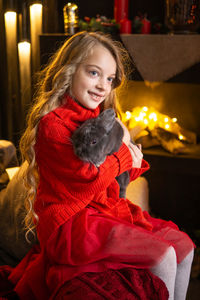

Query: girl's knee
[162,246,177,267]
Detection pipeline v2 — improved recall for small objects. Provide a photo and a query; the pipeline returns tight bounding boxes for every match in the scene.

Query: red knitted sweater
[0,94,192,300]
[34,94,150,244]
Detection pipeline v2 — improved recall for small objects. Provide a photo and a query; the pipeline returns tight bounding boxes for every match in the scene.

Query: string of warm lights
[121,106,186,142]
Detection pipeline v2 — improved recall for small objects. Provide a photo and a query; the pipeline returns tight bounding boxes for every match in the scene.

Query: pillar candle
[18,41,31,123]
[30,3,43,75]
[4,11,18,138]
[120,18,132,33]
[141,17,151,34]
[114,0,129,23]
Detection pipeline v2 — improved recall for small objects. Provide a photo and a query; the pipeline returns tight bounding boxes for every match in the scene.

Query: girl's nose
[96,77,106,90]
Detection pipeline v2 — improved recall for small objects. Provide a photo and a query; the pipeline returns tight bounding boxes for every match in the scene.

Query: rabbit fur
[71,108,130,198]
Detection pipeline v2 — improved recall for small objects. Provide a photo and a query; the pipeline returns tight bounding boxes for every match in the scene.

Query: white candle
[18,41,31,121]
[4,11,18,138]
[30,3,43,75]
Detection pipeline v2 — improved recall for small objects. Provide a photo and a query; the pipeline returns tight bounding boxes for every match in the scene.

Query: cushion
[0,162,36,267]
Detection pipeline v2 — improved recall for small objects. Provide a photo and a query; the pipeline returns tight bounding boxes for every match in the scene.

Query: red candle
[141,17,151,34]
[120,18,132,33]
[114,0,129,23]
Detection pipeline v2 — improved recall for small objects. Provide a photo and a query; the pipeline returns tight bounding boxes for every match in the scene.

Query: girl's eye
[89,70,98,76]
[108,77,115,83]
[90,139,97,145]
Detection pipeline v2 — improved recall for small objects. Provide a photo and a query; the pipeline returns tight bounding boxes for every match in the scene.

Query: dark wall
[0,0,9,139]
[59,0,165,20]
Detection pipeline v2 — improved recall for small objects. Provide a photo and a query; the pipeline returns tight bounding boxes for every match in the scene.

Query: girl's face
[71,45,117,110]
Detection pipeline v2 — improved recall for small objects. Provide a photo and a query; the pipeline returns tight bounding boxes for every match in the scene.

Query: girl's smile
[71,45,116,109]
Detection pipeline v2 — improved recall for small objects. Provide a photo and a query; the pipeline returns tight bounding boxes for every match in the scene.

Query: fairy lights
[122,106,186,141]
[125,111,132,120]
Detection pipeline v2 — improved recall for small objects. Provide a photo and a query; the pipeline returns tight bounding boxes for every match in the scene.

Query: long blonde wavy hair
[20,31,129,235]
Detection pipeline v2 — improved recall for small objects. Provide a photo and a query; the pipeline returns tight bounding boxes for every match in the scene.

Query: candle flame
[18,41,31,55]
[30,3,43,15]
[4,11,17,26]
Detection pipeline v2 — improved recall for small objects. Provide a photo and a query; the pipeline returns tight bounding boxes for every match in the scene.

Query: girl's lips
[88,91,105,102]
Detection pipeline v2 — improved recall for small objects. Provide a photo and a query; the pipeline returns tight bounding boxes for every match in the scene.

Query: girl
[0,31,194,299]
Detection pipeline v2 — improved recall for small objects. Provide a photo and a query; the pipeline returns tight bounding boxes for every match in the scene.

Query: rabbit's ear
[98,109,115,133]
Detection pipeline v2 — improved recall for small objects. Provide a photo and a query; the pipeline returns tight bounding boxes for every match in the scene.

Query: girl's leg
[174,249,194,300]
[150,246,177,300]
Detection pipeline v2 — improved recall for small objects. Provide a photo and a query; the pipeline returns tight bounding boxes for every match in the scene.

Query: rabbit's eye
[90,139,97,145]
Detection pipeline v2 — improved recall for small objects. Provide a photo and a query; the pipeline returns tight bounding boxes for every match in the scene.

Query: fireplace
[118,81,200,141]
[116,79,200,233]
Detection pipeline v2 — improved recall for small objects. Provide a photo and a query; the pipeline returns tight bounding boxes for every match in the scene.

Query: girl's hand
[128,143,143,168]
[116,118,130,146]
[116,118,143,167]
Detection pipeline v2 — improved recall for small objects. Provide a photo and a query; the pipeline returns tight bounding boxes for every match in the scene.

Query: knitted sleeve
[129,159,150,182]
[35,116,133,200]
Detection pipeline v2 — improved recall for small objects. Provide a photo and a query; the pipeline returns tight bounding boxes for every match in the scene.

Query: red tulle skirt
[0,207,194,299]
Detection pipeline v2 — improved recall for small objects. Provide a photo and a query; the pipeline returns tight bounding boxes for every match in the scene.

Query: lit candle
[30,3,43,75]
[18,41,31,122]
[4,11,19,137]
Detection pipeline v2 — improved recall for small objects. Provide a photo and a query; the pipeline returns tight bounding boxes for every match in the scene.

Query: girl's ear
[98,109,115,133]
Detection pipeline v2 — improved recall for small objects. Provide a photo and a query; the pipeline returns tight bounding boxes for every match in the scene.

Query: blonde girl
[0,31,194,300]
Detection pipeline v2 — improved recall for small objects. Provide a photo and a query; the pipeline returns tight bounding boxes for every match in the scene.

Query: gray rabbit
[71,108,130,198]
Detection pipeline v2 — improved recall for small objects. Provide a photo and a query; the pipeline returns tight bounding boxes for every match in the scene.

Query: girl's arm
[116,118,150,181]
[36,117,133,200]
